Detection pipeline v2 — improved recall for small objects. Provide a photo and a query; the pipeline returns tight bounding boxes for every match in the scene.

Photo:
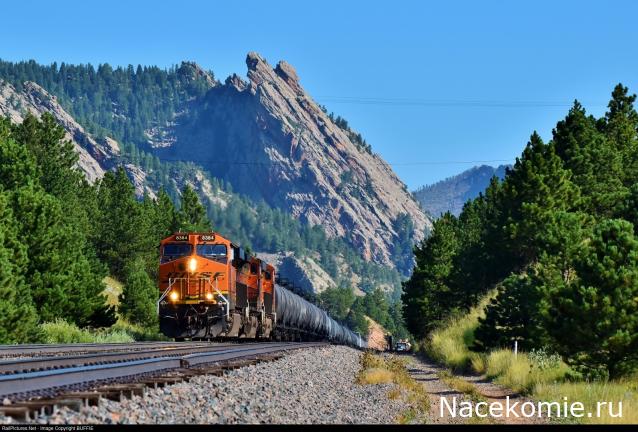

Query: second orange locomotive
[158,232,276,340]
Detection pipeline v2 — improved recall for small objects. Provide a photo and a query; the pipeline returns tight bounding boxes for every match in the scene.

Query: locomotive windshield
[161,243,193,263]
[197,244,227,263]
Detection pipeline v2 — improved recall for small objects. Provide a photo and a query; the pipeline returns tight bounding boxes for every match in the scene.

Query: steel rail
[0,342,249,374]
[0,341,213,357]
[0,342,324,400]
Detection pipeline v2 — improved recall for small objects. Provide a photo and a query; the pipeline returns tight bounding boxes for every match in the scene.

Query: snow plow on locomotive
[157,232,366,348]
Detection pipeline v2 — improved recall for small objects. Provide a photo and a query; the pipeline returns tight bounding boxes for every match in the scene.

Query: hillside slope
[0,54,430,271]
[413,165,508,217]
[0,80,113,182]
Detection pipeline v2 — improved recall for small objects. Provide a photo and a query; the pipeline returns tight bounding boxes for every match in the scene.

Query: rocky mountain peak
[166,52,432,266]
[274,61,302,94]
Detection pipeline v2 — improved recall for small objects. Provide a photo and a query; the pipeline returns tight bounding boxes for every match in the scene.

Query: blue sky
[2,0,637,188]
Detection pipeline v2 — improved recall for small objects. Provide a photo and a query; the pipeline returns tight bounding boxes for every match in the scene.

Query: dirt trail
[405,355,545,424]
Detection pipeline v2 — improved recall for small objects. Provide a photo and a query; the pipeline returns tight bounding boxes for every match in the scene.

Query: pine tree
[601,84,638,187]
[176,184,210,232]
[0,117,38,189]
[155,187,178,236]
[318,286,355,322]
[95,167,148,278]
[12,113,85,199]
[402,213,459,338]
[552,101,626,217]
[119,258,158,327]
[0,192,39,343]
[543,219,638,378]
[499,132,580,265]
[346,297,370,336]
[449,195,493,308]
[362,288,391,328]
[11,186,110,326]
[474,272,548,352]
[620,183,638,230]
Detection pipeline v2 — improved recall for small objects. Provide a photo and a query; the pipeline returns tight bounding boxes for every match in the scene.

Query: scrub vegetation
[424,292,637,424]
[356,352,430,423]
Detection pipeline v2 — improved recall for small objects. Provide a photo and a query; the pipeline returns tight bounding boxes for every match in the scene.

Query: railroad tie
[96,384,146,401]
[139,377,183,389]
[0,406,31,421]
[192,366,224,376]
[57,391,101,408]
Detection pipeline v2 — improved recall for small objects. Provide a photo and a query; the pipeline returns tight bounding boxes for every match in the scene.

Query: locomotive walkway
[0,341,323,420]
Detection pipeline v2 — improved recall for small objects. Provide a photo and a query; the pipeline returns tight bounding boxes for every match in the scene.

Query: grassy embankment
[424,293,637,424]
[356,351,430,423]
[38,276,167,343]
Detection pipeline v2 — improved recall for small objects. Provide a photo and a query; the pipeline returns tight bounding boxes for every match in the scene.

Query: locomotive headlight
[188,257,197,273]
[169,291,179,302]
[205,292,213,301]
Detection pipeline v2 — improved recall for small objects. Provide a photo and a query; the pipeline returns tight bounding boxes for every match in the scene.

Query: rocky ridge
[0,79,211,201]
[165,52,431,266]
[0,80,113,182]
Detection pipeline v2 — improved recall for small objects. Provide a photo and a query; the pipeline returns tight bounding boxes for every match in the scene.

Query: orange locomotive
[157,232,275,340]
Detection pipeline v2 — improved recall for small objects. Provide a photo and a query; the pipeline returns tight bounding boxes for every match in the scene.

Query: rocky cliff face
[163,53,431,266]
[0,80,158,197]
[0,80,114,182]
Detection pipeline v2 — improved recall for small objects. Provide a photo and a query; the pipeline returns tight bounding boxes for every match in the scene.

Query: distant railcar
[157,232,366,348]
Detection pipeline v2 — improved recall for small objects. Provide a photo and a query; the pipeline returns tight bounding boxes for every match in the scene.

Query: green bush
[111,319,169,342]
[39,319,94,343]
[39,319,138,343]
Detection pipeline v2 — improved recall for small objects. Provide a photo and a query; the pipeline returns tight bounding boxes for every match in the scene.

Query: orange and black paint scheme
[158,232,275,340]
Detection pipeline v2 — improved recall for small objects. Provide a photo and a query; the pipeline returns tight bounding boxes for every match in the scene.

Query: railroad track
[0,341,324,421]
[0,341,218,358]
[0,342,262,374]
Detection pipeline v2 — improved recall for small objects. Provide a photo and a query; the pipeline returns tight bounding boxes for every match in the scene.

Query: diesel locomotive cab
[158,232,276,341]
[158,232,233,339]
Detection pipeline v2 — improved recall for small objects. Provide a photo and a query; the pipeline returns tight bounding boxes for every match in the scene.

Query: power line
[315,96,608,108]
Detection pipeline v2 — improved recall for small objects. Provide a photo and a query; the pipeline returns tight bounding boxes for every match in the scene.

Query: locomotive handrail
[211,274,230,319]
[157,279,177,313]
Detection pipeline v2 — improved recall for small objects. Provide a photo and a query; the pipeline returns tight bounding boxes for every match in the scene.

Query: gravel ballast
[9,345,403,424]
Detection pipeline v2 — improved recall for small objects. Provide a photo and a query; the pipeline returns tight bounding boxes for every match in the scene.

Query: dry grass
[388,388,402,400]
[534,379,638,424]
[356,352,430,423]
[438,369,485,402]
[358,367,395,384]
[426,292,495,373]
[424,290,638,424]
[484,349,569,395]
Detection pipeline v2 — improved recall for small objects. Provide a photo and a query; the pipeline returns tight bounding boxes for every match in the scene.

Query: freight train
[157,232,366,348]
